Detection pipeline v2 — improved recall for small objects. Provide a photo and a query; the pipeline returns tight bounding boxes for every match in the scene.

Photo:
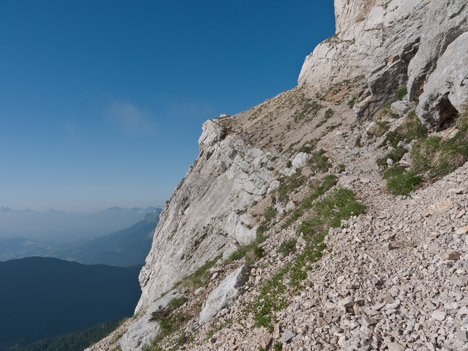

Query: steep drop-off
[90,1,468,350]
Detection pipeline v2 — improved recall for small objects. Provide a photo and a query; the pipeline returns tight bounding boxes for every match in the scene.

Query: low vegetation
[246,188,365,332]
[283,174,338,228]
[181,257,220,290]
[367,121,390,137]
[145,297,192,350]
[274,168,307,203]
[307,149,331,173]
[378,108,468,195]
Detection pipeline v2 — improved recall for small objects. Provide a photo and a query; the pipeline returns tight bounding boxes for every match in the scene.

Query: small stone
[440,250,461,261]
[360,178,370,184]
[451,276,468,287]
[259,335,272,349]
[280,329,296,344]
[387,342,405,351]
[456,225,468,235]
[384,242,397,251]
[431,310,446,321]
[456,331,468,342]
[424,201,453,216]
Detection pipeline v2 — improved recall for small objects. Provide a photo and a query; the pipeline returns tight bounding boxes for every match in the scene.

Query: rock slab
[199,265,249,323]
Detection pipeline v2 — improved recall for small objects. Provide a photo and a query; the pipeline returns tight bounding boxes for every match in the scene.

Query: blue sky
[0,0,335,212]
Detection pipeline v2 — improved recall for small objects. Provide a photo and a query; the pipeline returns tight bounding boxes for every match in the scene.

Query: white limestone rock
[199,265,249,323]
[136,128,275,314]
[390,101,410,117]
[198,119,226,149]
[292,152,311,169]
[224,213,257,246]
[408,0,468,101]
[416,32,468,126]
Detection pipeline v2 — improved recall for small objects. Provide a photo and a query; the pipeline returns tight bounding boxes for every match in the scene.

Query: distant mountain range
[0,206,158,242]
[0,257,141,351]
[0,210,161,266]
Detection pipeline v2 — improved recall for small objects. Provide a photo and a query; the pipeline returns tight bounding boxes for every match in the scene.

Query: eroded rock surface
[199,265,249,323]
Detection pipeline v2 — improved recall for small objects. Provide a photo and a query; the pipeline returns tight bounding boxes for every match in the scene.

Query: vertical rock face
[408,0,468,125]
[299,0,468,125]
[135,120,276,313]
[334,0,382,33]
[416,32,468,126]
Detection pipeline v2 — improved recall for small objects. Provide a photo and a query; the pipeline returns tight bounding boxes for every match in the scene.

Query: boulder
[199,265,249,323]
[390,101,410,117]
[292,152,311,169]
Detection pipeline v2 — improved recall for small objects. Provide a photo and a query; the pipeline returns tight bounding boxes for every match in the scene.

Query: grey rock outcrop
[120,290,182,351]
[407,0,468,101]
[136,122,276,313]
[299,0,426,112]
[199,265,249,323]
[416,32,468,126]
[299,0,468,125]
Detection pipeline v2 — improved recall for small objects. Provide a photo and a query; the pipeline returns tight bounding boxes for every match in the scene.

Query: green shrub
[283,175,338,228]
[168,296,188,310]
[411,116,468,177]
[278,240,296,256]
[275,170,307,203]
[274,341,283,351]
[355,136,363,148]
[376,147,408,167]
[308,149,331,173]
[383,167,422,195]
[380,111,427,148]
[225,233,267,264]
[396,86,408,101]
[264,206,277,222]
[381,107,468,195]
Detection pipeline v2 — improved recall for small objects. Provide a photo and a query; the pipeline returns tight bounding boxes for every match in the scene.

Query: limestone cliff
[89,1,468,350]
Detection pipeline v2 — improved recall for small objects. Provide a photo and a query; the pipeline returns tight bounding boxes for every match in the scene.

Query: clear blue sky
[0,0,335,212]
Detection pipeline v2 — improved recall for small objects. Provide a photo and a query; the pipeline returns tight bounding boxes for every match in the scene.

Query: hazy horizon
[0,206,160,242]
[0,204,159,215]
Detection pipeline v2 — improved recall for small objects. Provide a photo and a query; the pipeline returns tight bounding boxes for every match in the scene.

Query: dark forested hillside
[0,257,141,350]
[20,320,122,351]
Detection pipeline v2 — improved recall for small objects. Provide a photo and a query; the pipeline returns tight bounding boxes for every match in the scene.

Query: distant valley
[0,206,158,242]
[0,210,161,266]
